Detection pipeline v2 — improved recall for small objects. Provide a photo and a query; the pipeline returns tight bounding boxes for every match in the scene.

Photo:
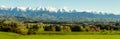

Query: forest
[0,19,120,35]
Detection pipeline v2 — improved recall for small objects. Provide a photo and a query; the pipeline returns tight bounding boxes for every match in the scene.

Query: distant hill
[0,7,120,23]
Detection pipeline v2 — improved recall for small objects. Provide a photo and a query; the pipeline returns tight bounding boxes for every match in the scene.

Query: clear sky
[0,0,120,14]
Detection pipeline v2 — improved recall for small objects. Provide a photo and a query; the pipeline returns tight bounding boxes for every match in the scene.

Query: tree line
[0,20,120,35]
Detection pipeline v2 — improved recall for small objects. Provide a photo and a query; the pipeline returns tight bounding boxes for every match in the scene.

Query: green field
[0,32,120,39]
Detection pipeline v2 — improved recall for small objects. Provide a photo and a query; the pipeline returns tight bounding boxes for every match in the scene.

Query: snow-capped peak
[58,7,71,12]
[0,6,77,12]
[0,5,8,10]
[46,6,58,12]
[17,6,27,11]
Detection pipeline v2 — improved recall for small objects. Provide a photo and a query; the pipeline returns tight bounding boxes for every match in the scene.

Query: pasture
[0,32,120,39]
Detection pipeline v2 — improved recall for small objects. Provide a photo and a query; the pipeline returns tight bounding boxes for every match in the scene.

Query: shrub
[85,26,90,32]
[61,26,71,32]
[65,26,71,32]
[37,27,44,33]
[70,26,81,32]
[79,25,84,32]
[60,26,64,32]
[28,29,38,34]
[20,28,28,35]
[51,26,56,32]
[55,26,61,31]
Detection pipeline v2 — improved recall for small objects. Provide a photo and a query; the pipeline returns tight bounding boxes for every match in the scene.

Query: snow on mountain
[17,6,27,11]
[62,7,70,12]
[0,6,120,22]
[0,5,8,10]
[0,6,74,12]
[0,6,112,14]
[46,6,58,12]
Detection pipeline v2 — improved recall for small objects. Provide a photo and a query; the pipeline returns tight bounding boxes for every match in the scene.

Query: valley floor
[0,32,120,39]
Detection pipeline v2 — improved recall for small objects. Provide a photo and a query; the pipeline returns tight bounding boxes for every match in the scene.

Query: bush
[70,26,81,32]
[37,27,44,33]
[79,26,84,32]
[51,26,56,32]
[20,28,28,35]
[28,29,37,34]
[60,26,71,32]
[65,26,71,32]
[60,26,64,32]
[55,26,61,31]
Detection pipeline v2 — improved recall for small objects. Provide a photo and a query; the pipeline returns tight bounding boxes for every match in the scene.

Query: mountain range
[0,7,120,23]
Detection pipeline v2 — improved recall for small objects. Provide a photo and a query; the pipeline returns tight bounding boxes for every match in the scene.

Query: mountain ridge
[0,7,120,22]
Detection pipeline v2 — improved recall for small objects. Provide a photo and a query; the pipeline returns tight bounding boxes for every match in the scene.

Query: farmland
[0,31,120,39]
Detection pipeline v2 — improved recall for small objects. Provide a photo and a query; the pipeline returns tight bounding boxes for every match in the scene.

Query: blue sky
[0,0,120,14]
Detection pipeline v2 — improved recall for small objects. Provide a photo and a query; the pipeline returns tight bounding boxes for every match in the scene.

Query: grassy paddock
[18,35,120,39]
[0,31,120,39]
[36,31,120,35]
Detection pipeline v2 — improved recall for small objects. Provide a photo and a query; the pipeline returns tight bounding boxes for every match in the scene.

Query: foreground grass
[1,32,120,39]
[0,32,20,39]
[18,35,120,39]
